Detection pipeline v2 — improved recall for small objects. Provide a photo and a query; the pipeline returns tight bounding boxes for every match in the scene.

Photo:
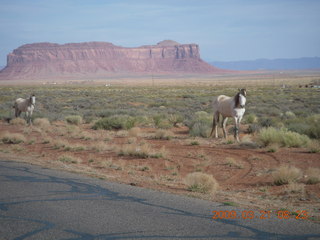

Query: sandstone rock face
[0,40,226,80]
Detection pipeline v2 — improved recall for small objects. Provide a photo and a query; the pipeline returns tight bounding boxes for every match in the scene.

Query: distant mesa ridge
[0,40,227,80]
[210,57,320,70]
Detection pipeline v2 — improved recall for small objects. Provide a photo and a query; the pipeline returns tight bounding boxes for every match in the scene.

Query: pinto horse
[13,94,36,124]
[210,89,246,142]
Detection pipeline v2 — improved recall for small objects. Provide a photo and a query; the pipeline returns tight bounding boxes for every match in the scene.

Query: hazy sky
[1,0,320,66]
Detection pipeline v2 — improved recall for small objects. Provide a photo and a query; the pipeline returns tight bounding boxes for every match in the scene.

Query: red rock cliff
[0,40,226,80]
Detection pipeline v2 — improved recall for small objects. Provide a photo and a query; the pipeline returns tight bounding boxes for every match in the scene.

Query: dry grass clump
[284,182,305,195]
[99,158,114,168]
[116,130,129,137]
[65,115,83,125]
[225,157,243,169]
[128,127,141,137]
[67,143,87,152]
[239,135,259,149]
[33,118,51,129]
[118,143,150,158]
[58,155,82,164]
[267,143,280,153]
[138,165,151,171]
[79,131,96,140]
[184,172,219,194]
[154,129,174,140]
[78,129,110,141]
[307,141,320,153]
[41,136,53,144]
[118,143,167,159]
[305,168,320,184]
[51,139,70,150]
[10,118,27,126]
[90,141,114,152]
[0,131,26,144]
[66,125,81,136]
[99,158,123,170]
[156,146,168,159]
[272,165,302,186]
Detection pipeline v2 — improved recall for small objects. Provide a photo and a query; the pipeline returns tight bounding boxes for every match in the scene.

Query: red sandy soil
[1,121,319,221]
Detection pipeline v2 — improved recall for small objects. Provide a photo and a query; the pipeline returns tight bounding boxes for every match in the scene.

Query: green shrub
[92,115,136,130]
[245,113,258,124]
[246,124,260,135]
[258,127,310,148]
[190,121,211,138]
[259,117,277,128]
[187,111,212,138]
[286,114,320,139]
[157,120,172,129]
[168,114,184,127]
[282,131,310,147]
[284,111,296,119]
[153,114,164,127]
[65,115,83,125]
[0,110,12,121]
[152,114,173,129]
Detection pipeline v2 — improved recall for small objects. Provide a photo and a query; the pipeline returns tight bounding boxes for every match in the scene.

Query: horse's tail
[210,112,219,137]
[12,99,18,108]
[212,96,218,107]
[210,97,218,137]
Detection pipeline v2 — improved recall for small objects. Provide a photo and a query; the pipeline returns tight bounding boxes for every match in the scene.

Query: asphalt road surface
[0,159,319,240]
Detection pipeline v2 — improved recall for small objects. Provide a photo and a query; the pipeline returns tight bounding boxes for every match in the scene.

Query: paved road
[0,160,319,240]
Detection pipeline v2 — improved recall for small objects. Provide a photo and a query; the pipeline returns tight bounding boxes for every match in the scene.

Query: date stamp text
[212,210,308,220]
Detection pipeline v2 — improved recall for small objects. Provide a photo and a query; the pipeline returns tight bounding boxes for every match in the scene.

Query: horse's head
[236,89,246,108]
[30,94,36,105]
[238,88,247,97]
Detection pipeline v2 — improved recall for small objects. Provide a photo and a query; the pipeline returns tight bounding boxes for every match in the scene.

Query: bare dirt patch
[1,121,319,221]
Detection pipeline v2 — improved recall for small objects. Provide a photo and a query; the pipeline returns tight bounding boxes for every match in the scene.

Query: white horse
[13,94,36,124]
[210,89,246,142]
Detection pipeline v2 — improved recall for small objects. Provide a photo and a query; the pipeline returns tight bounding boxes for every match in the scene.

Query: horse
[210,89,246,142]
[13,94,36,124]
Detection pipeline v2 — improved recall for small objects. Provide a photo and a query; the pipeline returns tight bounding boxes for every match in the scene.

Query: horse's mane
[234,92,241,108]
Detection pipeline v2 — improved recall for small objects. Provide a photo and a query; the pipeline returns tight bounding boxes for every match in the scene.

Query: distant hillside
[210,57,320,70]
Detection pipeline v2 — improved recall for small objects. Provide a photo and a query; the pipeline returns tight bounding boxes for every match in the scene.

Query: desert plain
[0,72,320,221]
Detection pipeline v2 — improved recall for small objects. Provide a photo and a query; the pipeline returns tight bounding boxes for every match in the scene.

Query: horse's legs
[29,112,33,124]
[24,111,29,123]
[222,117,228,139]
[237,116,243,142]
[234,117,240,142]
[210,112,219,138]
[15,107,19,117]
[26,111,33,125]
[215,113,220,138]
